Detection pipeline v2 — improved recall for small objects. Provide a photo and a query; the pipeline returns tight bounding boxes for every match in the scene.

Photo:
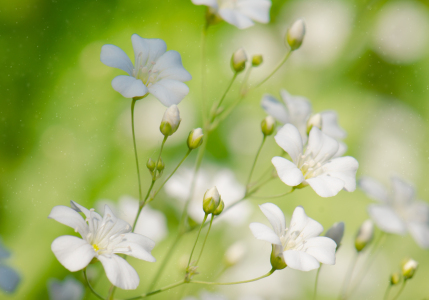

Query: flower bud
[156,158,165,171]
[231,48,247,73]
[212,199,224,216]
[224,242,246,267]
[203,187,220,214]
[390,272,401,285]
[402,258,418,280]
[252,54,263,67]
[307,113,322,135]
[270,245,287,270]
[325,222,345,251]
[187,128,204,150]
[261,116,275,136]
[354,220,374,252]
[160,105,181,136]
[286,19,306,51]
[146,158,156,171]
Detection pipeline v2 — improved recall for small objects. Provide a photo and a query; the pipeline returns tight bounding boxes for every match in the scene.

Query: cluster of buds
[387,258,418,288]
[354,220,374,252]
[146,157,165,179]
[202,186,224,215]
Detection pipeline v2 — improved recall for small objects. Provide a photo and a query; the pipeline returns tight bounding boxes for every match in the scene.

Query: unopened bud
[224,242,246,267]
[354,220,374,252]
[261,116,275,136]
[203,187,220,214]
[325,222,345,251]
[270,245,287,270]
[307,113,322,135]
[160,105,181,136]
[231,48,247,73]
[402,258,418,280]
[286,19,306,51]
[156,158,165,171]
[252,55,263,67]
[390,272,401,285]
[212,199,224,216]
[146,158,156,171]
[187,128,204,150]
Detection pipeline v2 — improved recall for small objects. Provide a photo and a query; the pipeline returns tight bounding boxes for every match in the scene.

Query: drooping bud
[270,245,287,270]
[354,220,374,252]
[261,116,275,136]
[390,272,401,285]
[160,105,181,136]
[146,158,156,172]
[224,242,246,267]
[203,187,220,214]
[187,128,204,150]
[156,158,165,171]
[252,54,263,67]
[307,113,322,135]
[286,19,306,51]
[325,222,345,251]
[402,258,418,280]
[231,48,247,73]
[212,199,224,216]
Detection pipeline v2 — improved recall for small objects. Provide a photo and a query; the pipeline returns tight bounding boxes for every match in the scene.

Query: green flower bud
[402,258,418,280]
[203,186,220,214]
[212,199,224,216]
[286,19,306,51]
[252,54,263,67]
[270,245,287,270]
[160,105,181,136]
[156,158,165,171]
[187,128,204,150]
[261,116,275,136]
[231,48,247,73]
[146,158,156,172]
[354,220,374,252]
[390,272,401,285]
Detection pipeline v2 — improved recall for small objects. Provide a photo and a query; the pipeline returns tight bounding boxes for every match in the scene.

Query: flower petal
[155,50,192,82]
[306,175,345,197]
[48,205,88,238]
[391,176,415,206]
[131,34,167,67]
[148,79,189,106]
[306,127,339,163]
[274,124,303,164]
[358,177,389,203]
[249,222,282,245]
[322,156,359,192]
[283,250,320,271]
[272,156,304,186]
[192,0,218,7]
[258,203,286,237]
[261,94,289,124]
[218,8,255,29]
[304,237,337,265]
[111,75,148,98]
[236,0,271,23]
[51,236,95,272]
[114,233,156,262]
[100,45,134,76]
[98,254,139,290]
[289,206,324,239]
[0,265,20,293]
[367,204,407,234]
[280,89,312,140]
[407,222,429,249]
[334,141,347,158]
[320,110,347,139]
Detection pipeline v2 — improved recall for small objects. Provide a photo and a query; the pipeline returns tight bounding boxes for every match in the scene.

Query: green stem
[253,50,292,89]
[191,268,275,285]
[383,284,392,300]
[209,72,238,123]
[246,136,266,188]
[195,214,214,266]
[250,188,295,199]
[247,176,276,195]
[83,268,104,300]
[126,281,186,300]
[313,266,321,300]
[187,214,209,269]
[240,66,253,95]
[391,280,407,300]
[201,24,208,125]
[131,97,144,204]
[339,252,359,300]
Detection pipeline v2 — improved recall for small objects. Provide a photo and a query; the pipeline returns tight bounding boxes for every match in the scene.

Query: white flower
[250,204,336,271]
[100,34,192,106]
[192,0,271,29]
[261,89,347,156]
[49,201,156,290]
[272,124,358,197]
[48,276,84,300]
[359,176,429,248]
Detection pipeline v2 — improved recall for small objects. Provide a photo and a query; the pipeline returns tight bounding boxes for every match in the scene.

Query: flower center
[133,52,160,87]
[92,244,100,252]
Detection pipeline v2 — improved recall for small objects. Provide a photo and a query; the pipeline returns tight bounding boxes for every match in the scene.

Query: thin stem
[125,281,186,300]
[339,252,360,300]
[210,72,238,123]
[83,268,104,300]
[246,136,266,187]
[191,268,275,285]
[201,24,208,125]
[253,50,292,89]
[391,280,407,300]
[195,214,214,266]
[131,97,143,204]
[250,188,295,199]
[313,266,322,300]
[187,214,209,269]
[383,284,392,300]
[240,66,253,94]
[247,176,276,195]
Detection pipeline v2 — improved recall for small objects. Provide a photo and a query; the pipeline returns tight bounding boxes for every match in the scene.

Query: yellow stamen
[92,244,100,252]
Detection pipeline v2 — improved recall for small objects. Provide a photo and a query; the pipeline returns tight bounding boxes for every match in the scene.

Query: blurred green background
[1,0,429,299]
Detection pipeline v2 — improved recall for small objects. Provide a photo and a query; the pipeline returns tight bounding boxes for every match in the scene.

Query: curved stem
[187,214,209,269]
[191,268,275,285]
[313,266,321,300]
[383,284,392,300]
[125,281,186,300]
[240,66,253,94]
[83,268,104,300]
[391,280,407,300]
[253,50,292,89]
[246,136,266,188]
[195,214,214,266]
[339,252,359,300]
[250,188,295,199]
[210,72,238,123]
[131,97,144,204]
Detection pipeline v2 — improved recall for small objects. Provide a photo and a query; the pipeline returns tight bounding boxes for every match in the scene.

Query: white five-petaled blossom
[191,0,271,29]
[272,124,358,197]
[250,204,336,271]
[261,89,347,156]
[49,201,156,290]
[359,176,429,249]
[100,34,192,106]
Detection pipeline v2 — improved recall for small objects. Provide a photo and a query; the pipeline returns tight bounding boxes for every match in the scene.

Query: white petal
[322,156,359,192]
[306,175,345,197]
[283,250,320,271]
[260,94,289,124]
[249,222,282,245]
[51,236,95,272]
[391,176,415,206]
[274,124,303,164]
[100,45,134,76]
[306,127,339,163]
[259,203,286,237]
[289,206,324,239]
[219,9,255,29]
[320,110,347,139]
[272,157,304,186]
[155,50,192,82]
[406,201,429,224]
[236,0,271,23]
[358,177,389,203]
[191,0,217,8]
[280,89,312,139]
[407,222,429,249]
[134,206,168,242]
[48,205,88,238]
[148,79,189,106]
[131,34,166,67]
[114,233,156,262]
[101,205,132,237]
[334,141,347,158]
[111,75,148,98]
[98,254,139,290]
[304,237,337,265]
[367,204,407,234]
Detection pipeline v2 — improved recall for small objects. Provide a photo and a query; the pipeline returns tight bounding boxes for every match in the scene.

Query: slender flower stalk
[201,24,208,125]
[249,188,295,199]
[196,214,214,265]
[187,214,209,269]
[253,50,291,89]
[191,268,275,285]
[391,280,407,300]
[339,252,360,300]
[246,136,266,188]
[131,97,146,204]
[209,72,238,123]
[83,268,104,300]
[313,267,321,300]
[383,284,392,300]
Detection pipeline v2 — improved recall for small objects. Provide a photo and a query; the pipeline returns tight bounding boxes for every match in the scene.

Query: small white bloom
[100,34,192,106]
[187,128,204,149]
[359,176,429,249]
[48,276,84,300]
[402,258,418,279]
[250,204,337,271]
[354,219,374,252]
[231,48,247,72]
[272,124,358,197]
[192,0,272,29]
[160,104,181,136]
[286,19,306,50]
[49,201,156,290]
